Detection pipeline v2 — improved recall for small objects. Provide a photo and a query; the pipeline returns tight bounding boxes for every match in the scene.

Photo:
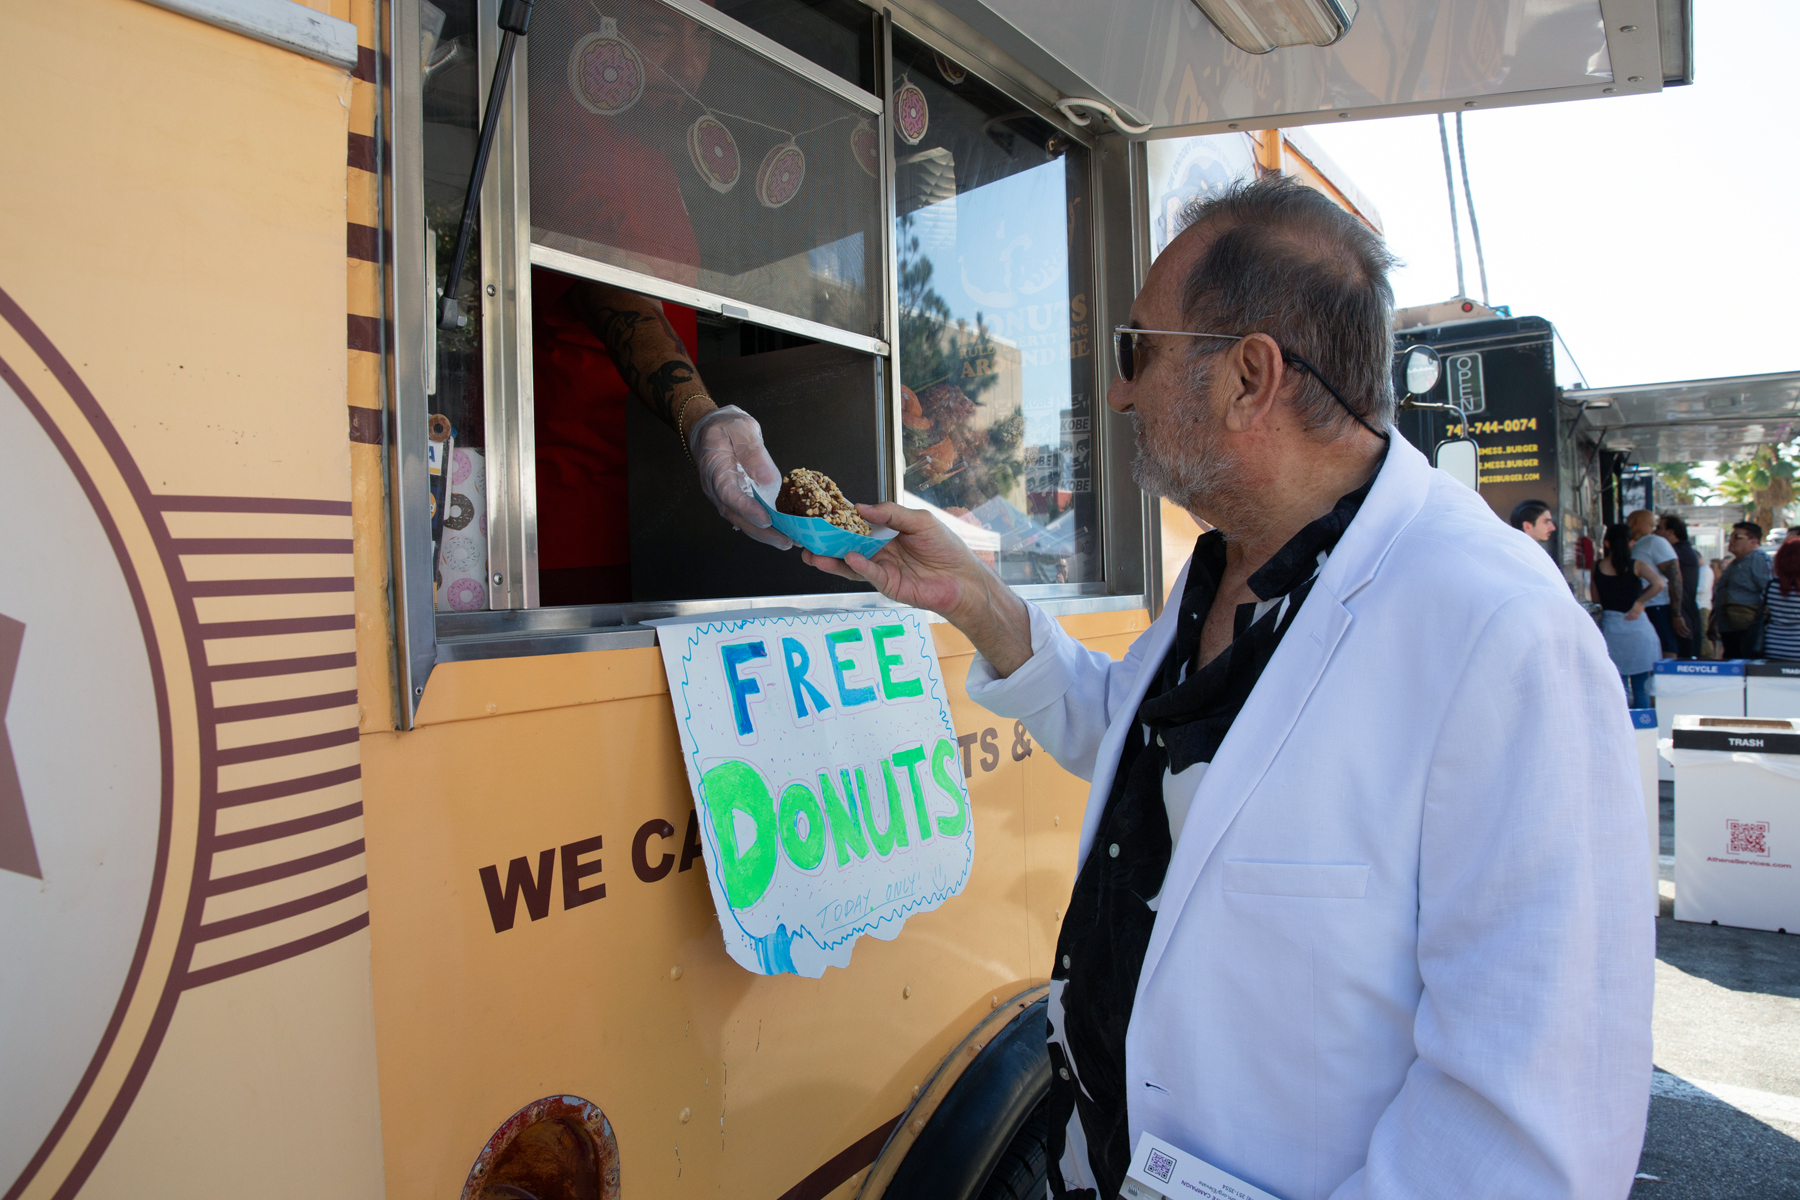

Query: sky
[1303,0,1800,393]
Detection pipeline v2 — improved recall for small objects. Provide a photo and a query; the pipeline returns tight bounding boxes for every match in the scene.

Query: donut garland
[569,10,907,206]
[687,112,741,193]
[567,21,644,116]
[755,140,807,209]
[933,52,965,85]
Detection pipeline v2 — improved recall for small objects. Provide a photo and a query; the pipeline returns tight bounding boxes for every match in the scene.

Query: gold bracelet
[675,393,711,465]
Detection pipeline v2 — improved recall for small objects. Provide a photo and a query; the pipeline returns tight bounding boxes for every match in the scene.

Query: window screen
[892,31,1100,585]
[527,0,882,341]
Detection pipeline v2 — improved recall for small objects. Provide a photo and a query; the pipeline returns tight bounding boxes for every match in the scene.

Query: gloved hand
[688,404,793,550]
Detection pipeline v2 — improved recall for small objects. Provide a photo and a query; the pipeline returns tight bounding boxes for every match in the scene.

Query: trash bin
[1667,715,1800,934]
[1746,661,1800,718]
[1631,708,1659,914]
[1652,660,1745,782]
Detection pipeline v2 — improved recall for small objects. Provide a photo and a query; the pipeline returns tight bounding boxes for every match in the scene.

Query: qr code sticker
[1145,1147,1176,1184]
[1729,820,1770,856]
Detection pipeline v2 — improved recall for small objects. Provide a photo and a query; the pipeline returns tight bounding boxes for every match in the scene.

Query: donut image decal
[445,576,487,611]
[755,140,806,209]
[894,80,929,145]
[568,26,644,117]
[934,51,966,85]
[688,113,740,193]
[443,491,476,531]
[850,118,880,178]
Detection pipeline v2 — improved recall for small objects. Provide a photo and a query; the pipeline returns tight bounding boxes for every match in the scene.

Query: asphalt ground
[1632,785,1800,1198]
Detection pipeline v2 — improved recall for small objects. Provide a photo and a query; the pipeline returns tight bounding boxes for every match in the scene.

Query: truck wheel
[975,1097,1050,1200]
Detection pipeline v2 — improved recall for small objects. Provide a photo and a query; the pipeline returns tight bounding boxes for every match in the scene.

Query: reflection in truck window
[892,31,1098,585]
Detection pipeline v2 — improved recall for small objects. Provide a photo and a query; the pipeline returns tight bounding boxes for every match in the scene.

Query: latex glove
[688,404,793,550]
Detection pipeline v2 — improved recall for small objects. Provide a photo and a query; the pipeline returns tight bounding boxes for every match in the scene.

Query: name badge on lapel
[1121,1132,1284,1200]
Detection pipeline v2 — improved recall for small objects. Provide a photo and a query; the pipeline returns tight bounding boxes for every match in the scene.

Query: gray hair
[1174,177,1399,436]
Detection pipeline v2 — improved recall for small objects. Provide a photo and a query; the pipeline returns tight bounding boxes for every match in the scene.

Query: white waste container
[1653,660,1745,782]
[1668,715,1800,933]
[1746,661,1800,718]
[1631,708,1660,914]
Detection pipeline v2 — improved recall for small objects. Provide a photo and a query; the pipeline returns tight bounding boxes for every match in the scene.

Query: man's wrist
[950,569,1033,677]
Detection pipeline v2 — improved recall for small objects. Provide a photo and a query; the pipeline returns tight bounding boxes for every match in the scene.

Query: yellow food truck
[0,1,1687,1196]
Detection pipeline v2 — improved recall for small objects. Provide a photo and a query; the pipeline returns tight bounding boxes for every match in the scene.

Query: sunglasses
[1113,325,1387,441]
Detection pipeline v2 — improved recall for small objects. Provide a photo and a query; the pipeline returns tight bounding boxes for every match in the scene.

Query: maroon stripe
[173,537,353,555]
[184,912,371,990]
[349,404,383,445]
[352,43,379,82]
[212,801,363,852]
[348,131,376,172]
[215,690,358,724]
[214,764,362,809]
[209,838,365,894]
[215,726,358,766]
[188,577,355,597]
[347,222,383,262]
[194,876,368,941]
[207,652,358,681]
[348,313,384,353]
[199,614,356,639]
[157,495,353,515]
[774,1117,904,1200]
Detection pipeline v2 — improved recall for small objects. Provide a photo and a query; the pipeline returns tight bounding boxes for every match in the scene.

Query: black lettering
[478,849,556,933]
[561,834,606,909]
[679,808,704,872]
[1011,720,1034,761]
[633,818,676,883]
[957,732,979,778]
[980,728,1000,773]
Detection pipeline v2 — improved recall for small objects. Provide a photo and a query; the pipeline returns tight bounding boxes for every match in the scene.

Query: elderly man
[806,178,1651,1200]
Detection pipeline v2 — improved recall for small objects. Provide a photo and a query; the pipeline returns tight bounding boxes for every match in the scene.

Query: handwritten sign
[658,610,974,976]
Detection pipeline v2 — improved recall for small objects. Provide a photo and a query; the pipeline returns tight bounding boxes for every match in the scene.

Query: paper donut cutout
[894,81,929,146]
[568,24,644,117]
[850,119,880,178]
[688,113,740,193]
[756,140,806,209]
[934,52,965,85]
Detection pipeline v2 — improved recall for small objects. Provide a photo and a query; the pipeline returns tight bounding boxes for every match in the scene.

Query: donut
[568,30,644,117]
[444,490,476,531]
[451,448,472,485]
[688,113,740,193]
[445,576,487,611]
[755,141,806,209]
[934,52,965,85]
[894,81,929,146]
[850,119,880,178]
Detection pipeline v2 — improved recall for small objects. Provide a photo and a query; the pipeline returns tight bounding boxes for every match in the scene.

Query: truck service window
[524,0,887,608]
[892,30,1099,586]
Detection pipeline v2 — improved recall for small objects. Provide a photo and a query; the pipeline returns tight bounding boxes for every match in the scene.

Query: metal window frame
[387,0,1154,727]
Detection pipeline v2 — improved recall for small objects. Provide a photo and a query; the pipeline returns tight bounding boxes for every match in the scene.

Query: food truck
[0,1,1692,1197]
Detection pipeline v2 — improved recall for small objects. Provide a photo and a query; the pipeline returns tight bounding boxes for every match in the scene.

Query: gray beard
[1129,386,1250,530]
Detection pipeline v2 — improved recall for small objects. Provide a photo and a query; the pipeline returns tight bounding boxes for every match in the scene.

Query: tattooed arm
[567,280,717,436]
[567,279,791,548]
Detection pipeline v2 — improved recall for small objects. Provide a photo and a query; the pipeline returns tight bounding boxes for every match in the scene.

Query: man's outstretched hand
[802,502,1035,677]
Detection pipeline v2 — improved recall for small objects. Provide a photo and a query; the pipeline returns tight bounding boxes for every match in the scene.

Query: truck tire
[975,1097,1050,1200]
[884,998,1049,1200]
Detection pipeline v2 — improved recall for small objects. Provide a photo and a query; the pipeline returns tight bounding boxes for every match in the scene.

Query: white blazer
[969,435,1653,1200]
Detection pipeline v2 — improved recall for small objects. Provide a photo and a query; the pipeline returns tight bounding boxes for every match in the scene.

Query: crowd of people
[1508,498,1800,703]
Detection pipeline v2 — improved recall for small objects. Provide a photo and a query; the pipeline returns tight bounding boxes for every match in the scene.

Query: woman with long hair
[1590,522,1665,707]
[1762,537,1800,660]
